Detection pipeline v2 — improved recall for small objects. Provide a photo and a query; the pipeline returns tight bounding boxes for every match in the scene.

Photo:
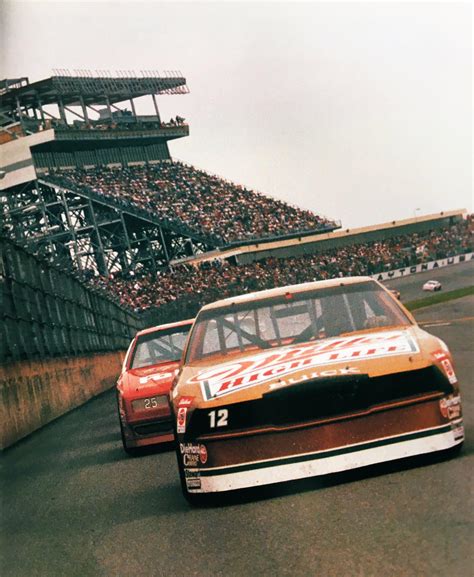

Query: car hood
[122,361,181,398]
[173,326,448,407]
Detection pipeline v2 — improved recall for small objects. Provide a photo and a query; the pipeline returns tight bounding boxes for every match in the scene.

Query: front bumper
[180,395,464,494]
[187,422,463,493]
[122,417,174,448]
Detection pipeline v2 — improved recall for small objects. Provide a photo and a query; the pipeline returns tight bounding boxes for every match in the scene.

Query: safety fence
[1,237,143,363]
[141,292,204,328]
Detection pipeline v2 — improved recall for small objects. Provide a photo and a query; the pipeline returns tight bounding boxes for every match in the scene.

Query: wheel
[447,441,464,458]
[116,392,140,457]
[174,429,197,503]
[171,411,206,505]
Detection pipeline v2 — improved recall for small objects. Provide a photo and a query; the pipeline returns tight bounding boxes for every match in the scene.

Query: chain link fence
[1,237,143,364]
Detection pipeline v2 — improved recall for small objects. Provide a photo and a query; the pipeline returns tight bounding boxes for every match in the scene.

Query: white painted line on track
[418,316,474,327]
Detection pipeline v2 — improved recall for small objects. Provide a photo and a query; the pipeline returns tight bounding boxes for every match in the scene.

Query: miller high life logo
[178,396,194,407]
[188,331,419,400]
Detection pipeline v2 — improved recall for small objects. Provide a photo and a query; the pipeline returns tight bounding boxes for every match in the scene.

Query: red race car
[117,319,194,455]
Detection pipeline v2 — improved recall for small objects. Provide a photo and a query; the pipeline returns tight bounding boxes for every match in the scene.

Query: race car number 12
[208,409,228,428]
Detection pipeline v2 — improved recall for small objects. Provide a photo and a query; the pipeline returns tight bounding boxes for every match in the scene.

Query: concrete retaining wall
[0,350,124,449]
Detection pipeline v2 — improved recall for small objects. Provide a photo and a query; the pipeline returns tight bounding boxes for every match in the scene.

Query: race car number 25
[208,409,228,428]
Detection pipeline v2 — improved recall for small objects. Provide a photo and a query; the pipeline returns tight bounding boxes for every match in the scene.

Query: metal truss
[49,70,189,96]
[1,180,216,277]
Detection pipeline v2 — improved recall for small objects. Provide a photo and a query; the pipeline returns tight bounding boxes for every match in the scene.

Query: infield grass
[405,286,474,311]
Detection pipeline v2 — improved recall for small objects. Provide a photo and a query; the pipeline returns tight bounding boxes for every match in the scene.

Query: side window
[132,341,153,367]
[201,320,221,356]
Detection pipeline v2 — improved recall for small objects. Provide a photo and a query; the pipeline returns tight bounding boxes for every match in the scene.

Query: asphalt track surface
[383,259,473,302]
[3,267,473,577]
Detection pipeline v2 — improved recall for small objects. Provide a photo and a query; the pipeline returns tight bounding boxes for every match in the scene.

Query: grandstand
[0,70,340,277]
[90,214,473,323]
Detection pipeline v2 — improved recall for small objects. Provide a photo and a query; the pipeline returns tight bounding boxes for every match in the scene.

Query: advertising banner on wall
[371,253,473,282]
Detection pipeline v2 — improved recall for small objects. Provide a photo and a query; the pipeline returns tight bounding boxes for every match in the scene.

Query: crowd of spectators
[88,218,473,316]
[45,162,335,245]
[26,114,188,135]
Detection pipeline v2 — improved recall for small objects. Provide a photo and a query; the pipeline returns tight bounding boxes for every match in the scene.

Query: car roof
[136,318,194,338]
[199,276,378,312]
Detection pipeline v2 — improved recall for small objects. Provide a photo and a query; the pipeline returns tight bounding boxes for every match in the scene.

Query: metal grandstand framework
[1,178,214,276]
[0,69,189,139]
[1,70,341,279]
[0,70,219,276]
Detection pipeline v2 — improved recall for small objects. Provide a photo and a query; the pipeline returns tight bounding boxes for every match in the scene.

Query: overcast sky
[2,1,472,228]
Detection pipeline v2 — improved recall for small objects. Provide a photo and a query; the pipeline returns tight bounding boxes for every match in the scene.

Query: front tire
[116,390,140,457]
[174,445,205,505]
[119,417,141,456]
[171,410,206,505]
[174,434,197,504]
[447,441,464,458]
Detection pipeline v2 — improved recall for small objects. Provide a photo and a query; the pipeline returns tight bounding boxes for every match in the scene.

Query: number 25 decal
[208,409,228,428]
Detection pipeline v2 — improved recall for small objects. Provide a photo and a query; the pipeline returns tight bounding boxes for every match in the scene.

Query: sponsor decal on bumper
[184,424,463,493]
[181,443,208,489]
[180,442,208,467]
[451,419,464,441]
[439,395,462,420]
[185,469,202,490]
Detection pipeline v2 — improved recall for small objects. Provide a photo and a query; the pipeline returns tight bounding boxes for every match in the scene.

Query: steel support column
[85,197,108,275]
[79,96,90,124]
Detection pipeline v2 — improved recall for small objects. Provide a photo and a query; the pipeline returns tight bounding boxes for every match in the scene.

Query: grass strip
[405,285,474,311]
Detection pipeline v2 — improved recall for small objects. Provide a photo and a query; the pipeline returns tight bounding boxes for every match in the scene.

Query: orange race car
[117,319,194,455]
[170,277,463,502]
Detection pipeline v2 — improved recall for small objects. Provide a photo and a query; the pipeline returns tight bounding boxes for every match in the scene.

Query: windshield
[186,282,412,362]
[130,325,192,369]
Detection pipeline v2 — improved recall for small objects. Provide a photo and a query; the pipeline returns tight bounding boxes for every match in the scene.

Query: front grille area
[186,366,453,438]
[133,420,173,436]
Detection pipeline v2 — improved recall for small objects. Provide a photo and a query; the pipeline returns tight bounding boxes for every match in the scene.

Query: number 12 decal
[208,409,228,428]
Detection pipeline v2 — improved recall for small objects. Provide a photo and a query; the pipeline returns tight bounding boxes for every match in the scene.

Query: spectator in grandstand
[87,219,472,314]
[45,161,334,245]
